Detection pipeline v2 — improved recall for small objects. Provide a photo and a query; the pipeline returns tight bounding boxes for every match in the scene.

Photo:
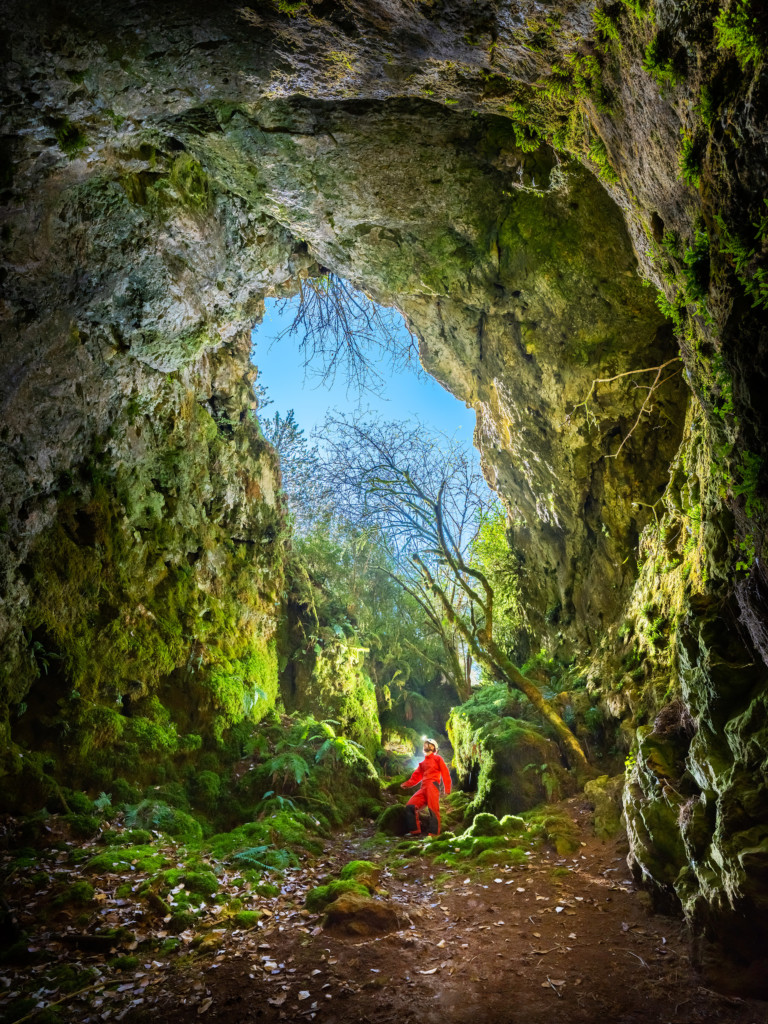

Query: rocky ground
[2,797,767,1024]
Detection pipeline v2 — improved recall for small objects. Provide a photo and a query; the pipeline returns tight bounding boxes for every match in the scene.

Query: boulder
[322,893,408,936]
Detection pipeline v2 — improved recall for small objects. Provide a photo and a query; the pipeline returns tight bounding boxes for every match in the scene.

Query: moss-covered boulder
[376,804,410,836]
[448,686,572,816]
[584,774,626,840]
[305,880,370,913]
[125,801,203,845]
[322,892,406,936]
[339,860,381,889]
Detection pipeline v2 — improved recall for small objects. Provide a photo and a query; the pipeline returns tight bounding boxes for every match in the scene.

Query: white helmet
[423,737,438,753]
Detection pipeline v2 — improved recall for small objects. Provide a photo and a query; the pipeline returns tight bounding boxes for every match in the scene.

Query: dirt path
[130,799,766,1024]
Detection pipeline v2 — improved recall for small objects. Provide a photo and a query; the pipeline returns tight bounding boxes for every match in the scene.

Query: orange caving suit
[403,752,452,835]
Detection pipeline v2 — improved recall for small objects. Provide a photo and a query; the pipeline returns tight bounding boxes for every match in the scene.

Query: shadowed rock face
[2,0,768,988]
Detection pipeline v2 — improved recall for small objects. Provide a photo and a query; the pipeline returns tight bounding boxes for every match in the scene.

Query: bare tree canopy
[320,414,492,564]
[275,274,421,394]
[318,414,590,773]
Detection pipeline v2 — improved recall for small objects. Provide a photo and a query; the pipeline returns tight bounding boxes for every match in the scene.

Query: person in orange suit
[401,737,452,836]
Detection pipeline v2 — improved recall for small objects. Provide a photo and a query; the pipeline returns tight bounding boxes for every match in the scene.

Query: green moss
[54,118,88,158]
[109,955,141,971]
[168,152,210,210]
[161,867,219,896]
[475,846,528,866]
[522,809,581,855]
[125,801,203,845]
[63,813,101,838]
[305,880,369,913]
[253,882,278,898]
[101,828,153,847]
[232,910,262,927]
[714,0,767,67]
[52,880,95,907]
[463,812,505,837]
[86,845,169,874]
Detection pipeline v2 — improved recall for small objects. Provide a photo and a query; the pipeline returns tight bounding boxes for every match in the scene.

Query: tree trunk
[484,638,592,778]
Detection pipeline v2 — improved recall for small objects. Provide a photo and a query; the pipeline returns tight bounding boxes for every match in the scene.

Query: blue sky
[250,297,477,444]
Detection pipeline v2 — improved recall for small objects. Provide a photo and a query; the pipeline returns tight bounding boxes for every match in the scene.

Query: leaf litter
[1,799,766,1024]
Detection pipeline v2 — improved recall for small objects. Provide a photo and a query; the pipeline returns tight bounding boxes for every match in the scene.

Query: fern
[265,751,310,792]
[315,736,363,766]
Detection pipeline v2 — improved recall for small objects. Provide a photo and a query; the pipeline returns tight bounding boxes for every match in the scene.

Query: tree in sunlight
[321,415,591,774]
[260,407,333,529]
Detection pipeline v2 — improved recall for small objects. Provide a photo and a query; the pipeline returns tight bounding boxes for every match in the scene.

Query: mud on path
[131,798,766,1024]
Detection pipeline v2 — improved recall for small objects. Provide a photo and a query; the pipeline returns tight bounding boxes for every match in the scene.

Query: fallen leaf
[417,968,438,975]
[298,990,311,1000]
[197,997,213,1014]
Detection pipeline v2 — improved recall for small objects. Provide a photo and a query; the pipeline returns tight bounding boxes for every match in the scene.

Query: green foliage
[470,505,525,659]
[587,138,619,183]
[679,129,704,189]
[54,118,88,157]
[592,7,620,43]
[716,204,768,311]
[642,33,686,89]
[681,229,710,301]
[124,801,203,845]
[264,751,311,792]
[168,152,210,210]
[714,1,767,67]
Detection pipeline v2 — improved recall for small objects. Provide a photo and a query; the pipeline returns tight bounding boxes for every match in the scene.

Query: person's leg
[405,788,428,834]
[425,782,441,834]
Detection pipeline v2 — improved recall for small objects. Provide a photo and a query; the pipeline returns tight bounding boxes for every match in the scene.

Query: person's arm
[439,756,452,795]
[401,763,424,789]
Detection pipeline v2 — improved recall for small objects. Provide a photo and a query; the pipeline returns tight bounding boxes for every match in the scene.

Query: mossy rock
[52,880,95,907]
[86,845,169,874]
[475,846,528,866]
[231,910,262,928]
[499,819,528,835]
[161,867,219,896]
[339,860,381,889]
[463,812,505,837]
[322,892,405,936]
[584,774,625,840]
[62,813,101,838]
[305,880,369,913]
[101,828,153,847]
[523,809,581,855]
[125,801,203,845]
[448,691,571,816]
[376,804,410,835]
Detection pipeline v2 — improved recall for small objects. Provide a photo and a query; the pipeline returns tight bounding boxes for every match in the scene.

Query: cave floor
[4,797,766,1024]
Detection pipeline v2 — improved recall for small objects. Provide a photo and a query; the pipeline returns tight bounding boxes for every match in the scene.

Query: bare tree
[321,416,591,774]
[275,274,421,393]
